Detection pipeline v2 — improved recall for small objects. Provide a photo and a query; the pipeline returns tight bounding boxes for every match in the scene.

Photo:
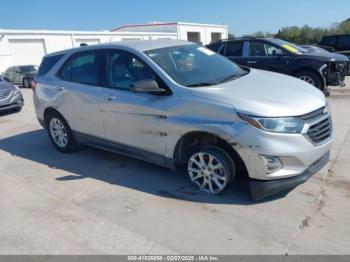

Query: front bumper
[249,151,330,200]
[324,61,349,86]
[0,91,24,111]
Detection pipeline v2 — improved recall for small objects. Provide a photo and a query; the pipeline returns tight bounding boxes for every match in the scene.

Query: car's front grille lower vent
[0,89,12,100]
[307,116,332,144]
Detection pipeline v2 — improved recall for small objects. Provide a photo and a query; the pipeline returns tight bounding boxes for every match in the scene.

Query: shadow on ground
[0,129,290,205]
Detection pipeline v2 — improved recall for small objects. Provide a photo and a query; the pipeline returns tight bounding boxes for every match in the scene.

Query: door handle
[106,94,117,102]
[247,61,257,64]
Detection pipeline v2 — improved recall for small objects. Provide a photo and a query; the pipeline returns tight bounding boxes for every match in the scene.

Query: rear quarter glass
[37,54,65,77]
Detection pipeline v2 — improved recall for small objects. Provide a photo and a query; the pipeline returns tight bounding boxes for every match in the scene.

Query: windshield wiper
[218,72,248,84]
[186,82,217,87]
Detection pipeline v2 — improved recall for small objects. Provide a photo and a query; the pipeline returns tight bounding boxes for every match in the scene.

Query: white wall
[178,24,228,45]
[112,22,229,45]
[0,30,178,73]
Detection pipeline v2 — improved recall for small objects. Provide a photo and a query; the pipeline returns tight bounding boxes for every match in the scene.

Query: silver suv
[33,40,333,200]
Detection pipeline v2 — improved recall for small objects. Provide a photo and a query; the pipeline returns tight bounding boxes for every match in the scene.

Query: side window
[338,35,350,48]
[265,43,285,56]
[107,50,157,90]
[59,50,105,86]
[206,43,221,53]
[225,41,243,56]
[322,36,336,46]
[248,41,267,56]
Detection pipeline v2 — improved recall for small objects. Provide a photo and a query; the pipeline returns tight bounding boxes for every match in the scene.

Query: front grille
[300,106,325,121]
[334,61,349,75]
[0,89,12,100]
[307,116,332,144]
[300,106,332,144]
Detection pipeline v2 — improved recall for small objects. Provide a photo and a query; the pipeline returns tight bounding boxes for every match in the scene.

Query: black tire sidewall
[45,111,77,153]
[23,78,30,88]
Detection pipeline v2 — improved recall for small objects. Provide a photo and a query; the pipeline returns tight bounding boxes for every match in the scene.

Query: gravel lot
[0,78,350,255]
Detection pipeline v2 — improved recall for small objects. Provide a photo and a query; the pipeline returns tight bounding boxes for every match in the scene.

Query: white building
[0,22,228,73]
[112,22,229,46]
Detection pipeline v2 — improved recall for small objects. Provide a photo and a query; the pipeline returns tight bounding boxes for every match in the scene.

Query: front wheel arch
[173,131,248,179]
[292,68,325,89]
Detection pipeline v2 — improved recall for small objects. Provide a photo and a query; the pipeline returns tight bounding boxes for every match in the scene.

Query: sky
[0,0,349,36]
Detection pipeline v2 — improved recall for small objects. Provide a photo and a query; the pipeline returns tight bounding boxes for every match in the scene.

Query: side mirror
[130,80,168,95]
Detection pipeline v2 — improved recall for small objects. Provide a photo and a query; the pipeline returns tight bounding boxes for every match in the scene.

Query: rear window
[37,54,64,76]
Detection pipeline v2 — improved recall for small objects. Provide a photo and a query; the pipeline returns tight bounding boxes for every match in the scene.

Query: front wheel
[187,147,235,194]
[293,71,323,90]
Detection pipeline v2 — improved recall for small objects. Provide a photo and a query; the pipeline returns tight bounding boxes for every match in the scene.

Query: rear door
[221,41,246,65]
[55,49,106,137]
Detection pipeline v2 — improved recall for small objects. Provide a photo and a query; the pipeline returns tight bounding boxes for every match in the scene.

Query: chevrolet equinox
[33,40,333,200]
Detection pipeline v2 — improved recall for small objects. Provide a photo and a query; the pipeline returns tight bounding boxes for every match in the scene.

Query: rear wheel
[187,146,235,194]
[45,111,78,153]
[23,77,30,88]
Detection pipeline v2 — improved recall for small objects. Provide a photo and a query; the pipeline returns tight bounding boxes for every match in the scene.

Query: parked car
[3,65,38,88]
[0,75,24,112]
[206,37,349,95]
[33,40,333,200]
[301,45,350,77]
[317,34,350,57]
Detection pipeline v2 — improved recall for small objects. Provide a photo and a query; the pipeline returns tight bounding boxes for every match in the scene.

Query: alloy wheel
[188,151,228,194]
[49,118,68,148]
[299,75,316,86]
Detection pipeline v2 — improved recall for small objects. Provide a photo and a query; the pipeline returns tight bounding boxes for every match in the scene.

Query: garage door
[9,39,46,66]
[75,39,101,47]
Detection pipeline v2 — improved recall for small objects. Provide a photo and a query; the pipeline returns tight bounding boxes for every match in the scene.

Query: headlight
[237,112,304,133]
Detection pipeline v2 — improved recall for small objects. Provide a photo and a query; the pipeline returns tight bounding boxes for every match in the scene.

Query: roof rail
[212,36,260,44]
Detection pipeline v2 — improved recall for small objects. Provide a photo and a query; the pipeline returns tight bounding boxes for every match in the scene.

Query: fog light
[259,155,282,174]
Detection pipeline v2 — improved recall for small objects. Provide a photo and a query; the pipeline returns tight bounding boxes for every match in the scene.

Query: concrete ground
[0,78,350,255]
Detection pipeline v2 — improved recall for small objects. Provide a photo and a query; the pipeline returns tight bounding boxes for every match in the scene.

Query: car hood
[301,51,349,62]
[189,69,326,117]
[0,80,16,91]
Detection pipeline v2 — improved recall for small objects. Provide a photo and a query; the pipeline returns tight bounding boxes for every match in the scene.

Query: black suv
[207,38,349,95]
[317,34,350,57]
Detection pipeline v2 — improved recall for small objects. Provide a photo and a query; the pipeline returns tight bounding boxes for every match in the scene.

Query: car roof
[46,39,196,57]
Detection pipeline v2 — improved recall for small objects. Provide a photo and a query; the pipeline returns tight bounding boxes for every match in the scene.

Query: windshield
[145,45,247,87]
[268,39,309,54]
[20,65,38,73]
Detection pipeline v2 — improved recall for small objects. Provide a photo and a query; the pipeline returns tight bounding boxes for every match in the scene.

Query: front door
[99,49,170,157]
[245,41,289,74]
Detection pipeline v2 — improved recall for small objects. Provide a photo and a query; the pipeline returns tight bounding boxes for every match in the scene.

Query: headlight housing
[237,112,304,134]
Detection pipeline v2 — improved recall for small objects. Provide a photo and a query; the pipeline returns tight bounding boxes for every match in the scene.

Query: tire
[293,71,323,90]
[12,107,22,113]
[187,146,235,194]
[22,77,30,88]
[45,111,78,153]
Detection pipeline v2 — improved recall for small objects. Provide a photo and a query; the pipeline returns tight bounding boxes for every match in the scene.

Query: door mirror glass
[130,79,167,94]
